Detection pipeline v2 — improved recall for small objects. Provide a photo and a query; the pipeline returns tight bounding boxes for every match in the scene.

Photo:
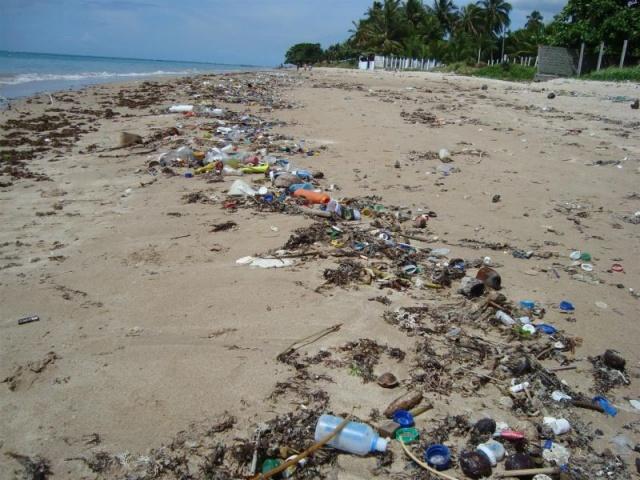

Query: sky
[0,0,567,66]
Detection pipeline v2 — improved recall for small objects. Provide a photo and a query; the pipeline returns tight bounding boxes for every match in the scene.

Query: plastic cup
[425,444,452,471]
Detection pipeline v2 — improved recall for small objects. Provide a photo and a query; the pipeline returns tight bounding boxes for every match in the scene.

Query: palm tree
[405,0,426,30]
[477,0,512,60]
[525,10,543,32]
[430,0,458,36]
[351,0,407,55]
[457,4,485,62]
[458,4,483,38]
[477,0,511,36]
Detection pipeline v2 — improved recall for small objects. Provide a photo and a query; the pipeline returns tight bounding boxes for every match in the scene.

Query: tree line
[285,0,639,66]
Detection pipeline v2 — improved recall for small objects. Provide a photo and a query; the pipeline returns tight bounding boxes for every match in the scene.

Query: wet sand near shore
[1,68,639,479]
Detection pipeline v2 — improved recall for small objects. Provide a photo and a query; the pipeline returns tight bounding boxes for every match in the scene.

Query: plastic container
[496,310,516,326]
[168,104,193,113]
[288,183,313,193]
[293,189,330,204]
[292,169,313,181]
[424,444,451,471]
[314,414,388,456]
[510,381,530,393]
[476,440,505,466]
[543,417,571,435]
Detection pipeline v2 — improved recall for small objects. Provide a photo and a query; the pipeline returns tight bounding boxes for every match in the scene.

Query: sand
[1,68,639,479]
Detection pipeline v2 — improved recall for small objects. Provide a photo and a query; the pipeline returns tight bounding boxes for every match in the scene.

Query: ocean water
[0,50,262,99]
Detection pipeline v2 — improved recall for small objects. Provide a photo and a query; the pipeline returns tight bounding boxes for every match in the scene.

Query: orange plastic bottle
[293,189,331,204]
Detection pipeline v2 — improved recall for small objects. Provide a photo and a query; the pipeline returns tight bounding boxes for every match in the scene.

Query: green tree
[430,0,459,36]
[477,0,512,59]
[284,43,324,66]
[456,3,485,60]
[548,0,640,54]
[351,0,408,55]
[525,10,544,32]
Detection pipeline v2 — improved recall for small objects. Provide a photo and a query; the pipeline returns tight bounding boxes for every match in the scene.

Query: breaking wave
[0,70,196,85]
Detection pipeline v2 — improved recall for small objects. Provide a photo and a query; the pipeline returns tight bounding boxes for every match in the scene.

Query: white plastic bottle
[314,414,388,456]
[496,310,516,326]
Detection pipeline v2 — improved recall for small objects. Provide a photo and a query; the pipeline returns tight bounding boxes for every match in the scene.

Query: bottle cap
[374,436,388,452]
[392,409,415,427]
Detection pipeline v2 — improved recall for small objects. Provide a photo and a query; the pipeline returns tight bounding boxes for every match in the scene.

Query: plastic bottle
[293,190,330,204]
[314,414,388,456]
[496,310,516,326]
[510,381,530,393]
[288,183,313,193]
[292,169,313,181]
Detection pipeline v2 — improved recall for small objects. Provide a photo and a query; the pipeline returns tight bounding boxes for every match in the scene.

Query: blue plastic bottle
[314,414,388,455]
[288,183,313,193]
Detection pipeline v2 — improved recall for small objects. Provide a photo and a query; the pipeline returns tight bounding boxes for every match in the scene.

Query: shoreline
[0,68,274,101]
[1,68,639,479]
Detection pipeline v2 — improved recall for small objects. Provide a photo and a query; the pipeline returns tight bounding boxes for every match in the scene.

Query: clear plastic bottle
[314,414,388,456]
[496,310,516,326]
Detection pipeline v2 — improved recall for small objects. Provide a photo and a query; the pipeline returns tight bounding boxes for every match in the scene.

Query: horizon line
[0,49,268,68]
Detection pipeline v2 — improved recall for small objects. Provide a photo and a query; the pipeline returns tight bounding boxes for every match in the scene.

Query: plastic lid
[374,436,388,452]
[519,300,535,310]
[392,409,415,427]
[559,300,574,312]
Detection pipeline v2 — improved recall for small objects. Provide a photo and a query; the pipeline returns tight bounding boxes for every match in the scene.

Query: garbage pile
[69,73,636,480]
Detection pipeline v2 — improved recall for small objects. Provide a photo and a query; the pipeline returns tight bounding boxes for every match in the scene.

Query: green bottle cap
[262,458,282,473]
[395,427,420,444]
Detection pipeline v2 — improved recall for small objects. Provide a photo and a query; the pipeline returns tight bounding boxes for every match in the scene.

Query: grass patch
[437,62,535,81]
[582,65,640,82]
[437,62,478,76]
[472,64,536,81]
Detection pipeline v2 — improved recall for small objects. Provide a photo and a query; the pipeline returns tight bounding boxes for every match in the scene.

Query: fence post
[619,39,628,68]
[596,42,604,71]
[577,42,585,76]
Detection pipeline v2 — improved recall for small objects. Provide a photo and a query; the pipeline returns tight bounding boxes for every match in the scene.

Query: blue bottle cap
[519,300,535,310]
[559,300,575,312]
[537,324,557,334]
[392,409,415,427]
[592,396,618,417]
[424,444,452,471]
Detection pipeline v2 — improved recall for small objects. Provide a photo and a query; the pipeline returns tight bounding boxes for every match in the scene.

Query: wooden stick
[571,399,605,413]
[276,324,342,360]
[254,416,350,479]
[400,441,460,480]
[399,233,432,243]
[494,466,559,477]
[549,365,577,372]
